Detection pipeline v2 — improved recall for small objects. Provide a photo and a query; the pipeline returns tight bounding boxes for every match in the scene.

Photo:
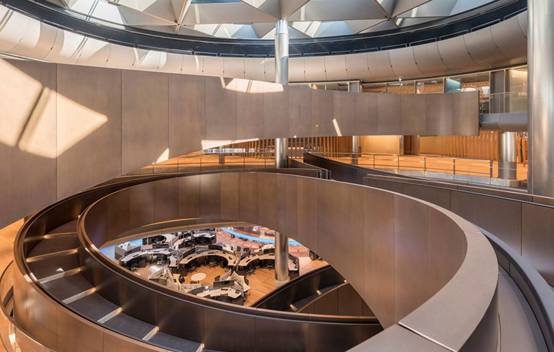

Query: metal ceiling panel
[389,46,422,79]
[437,35,476,71]
[412,41,448,77]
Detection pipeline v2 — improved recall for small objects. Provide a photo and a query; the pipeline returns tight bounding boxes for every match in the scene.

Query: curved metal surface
[303,152,554,351]
[0,0,525,58]
[69,172,498,351]
[253,265,344,310]
[359,173,554,352]
[12,170,380,352]
[0,2,526,82]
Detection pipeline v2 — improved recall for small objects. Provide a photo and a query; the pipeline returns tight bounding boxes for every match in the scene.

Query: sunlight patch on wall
[221,78,283,93]
[17,87,58,158]
[332,118,342,136]
[56,94,108,155]
[201,138,259,150]
[156,148,170,163]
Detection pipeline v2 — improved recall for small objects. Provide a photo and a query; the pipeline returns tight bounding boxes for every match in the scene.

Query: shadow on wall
[0,58,480,228]
[0,59,198,227]
[0,59,295,227]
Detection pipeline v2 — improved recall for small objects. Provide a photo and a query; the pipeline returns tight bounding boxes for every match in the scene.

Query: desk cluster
[114,229,300,304]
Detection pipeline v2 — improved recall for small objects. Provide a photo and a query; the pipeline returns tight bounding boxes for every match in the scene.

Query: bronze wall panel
[354,92,378,134]
[295,177,319,253]
[102,333,164,352]
[203,307,255,351]
[219,172,240,220]
[128,183,155,231]
[0,60,57,226]
[426,207,467,290]
[204,78,237,141]
[522,203,554,283]
[315,180,350,278]
[362,188,396,328]
[311,90,335,136]
[235,89,264,140]
[263,89,289,138]
[426,93,453,136]
[102,191,131,244]
[401,183,452,209]
[400,94,426,135]
[453,91,480,136]
[451,192,522,254]
[254,315,308,352]
[256,172,279,230]
[122,71,169,174]
[57,65,122,199]
[153,177,180,222]
[178,175,201,218]
[155,291,204,341]
[333,91,356,136]
[343,183,368,297]
[288,86,313,137]
[377,94,401,134]
[238,172,259,225]
[394,197,433,321]
[275,174,298,238]
[56,310,104,352]
[168,74,205,157]
[199,172,222,219]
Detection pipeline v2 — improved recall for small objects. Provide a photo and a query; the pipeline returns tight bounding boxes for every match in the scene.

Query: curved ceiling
[38,0,511,39]
[0,1,527,83]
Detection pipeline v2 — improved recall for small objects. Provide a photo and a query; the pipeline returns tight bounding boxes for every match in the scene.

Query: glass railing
[316,152,526,184]
[485,92,528,114]
[129,151,277,175]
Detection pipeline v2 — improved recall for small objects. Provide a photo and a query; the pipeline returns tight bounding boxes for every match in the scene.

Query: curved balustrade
[12,169,378,352]
[65,172,499,351]
[303,151,554,351]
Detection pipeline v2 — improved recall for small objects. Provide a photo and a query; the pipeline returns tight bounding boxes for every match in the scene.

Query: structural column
[529,0,554,196]
[349,81,361,164]
[274,19,288,169]
[273,19,290,282]
[274,231,289,283]
[498,132,518,179]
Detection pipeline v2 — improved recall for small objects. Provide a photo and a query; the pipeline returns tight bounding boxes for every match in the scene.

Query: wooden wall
[0,58,479,227]
[419,131,500,160]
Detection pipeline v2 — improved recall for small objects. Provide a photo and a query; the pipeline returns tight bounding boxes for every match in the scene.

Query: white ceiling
[47,0,499,39]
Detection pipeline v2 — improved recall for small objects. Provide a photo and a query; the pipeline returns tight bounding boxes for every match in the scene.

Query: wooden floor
[331,155,528,181]
[173,259,327,306]
[131,229,327,307]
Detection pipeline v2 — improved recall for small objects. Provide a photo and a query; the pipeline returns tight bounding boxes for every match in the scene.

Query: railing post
[490,160,494,179]
[423,156,427,173]
[453,159,456,175]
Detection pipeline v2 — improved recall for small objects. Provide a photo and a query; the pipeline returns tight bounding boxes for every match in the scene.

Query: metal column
[274,19,289,282]
[498,132,517,179]
[274,19,288,168]
[274,232,289,283]
[529,0,554,196]
[349,82,361,164]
